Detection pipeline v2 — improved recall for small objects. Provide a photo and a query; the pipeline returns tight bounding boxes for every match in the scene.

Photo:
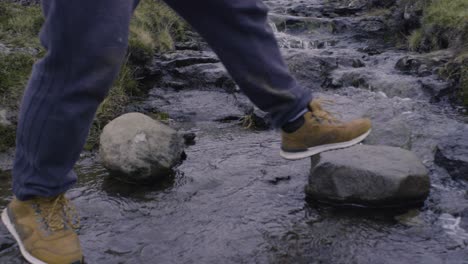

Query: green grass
[404,0,468,108]
[408,0,468,52]
[128,0,186,65]
[0,2,43,48]
[424,0,468,30]
[0,124,16,152]
[0,52,36,109]
[0,0,186,151]
[0,2,43,110]
[408,29,423,51]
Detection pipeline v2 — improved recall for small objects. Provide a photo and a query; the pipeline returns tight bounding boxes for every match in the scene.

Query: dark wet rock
[156,51,219,68]
[357,46,382,55]
[435,128,468,181]
[284,0,393,18]
[330,71,369,89]
[172,63,236,91]
[417,64,432,77]
[146,89,249,122]
[320,0,373,16]
[242,107,272,130]
[390,0,425,34]
[306,145,430,207]
[461,208,468,230]
[330,18,353,34]
[250,108,272,130]
[395,52,452,77]
[352,59,365,68]
[182,132,196,145]
[285,4,323,18]
[175,41,201,51]
[0,228,14,252]
[329,68,429,99]
[267,175,291,185]
[358,18,387,33]
[151,50,237,91]
[393,54,452,101]
[99,113,184,182]
[421,80,451,102]
[269,14,336,34]
[284,50,339,86]
[395,56,423,74]
[395,52,451,77]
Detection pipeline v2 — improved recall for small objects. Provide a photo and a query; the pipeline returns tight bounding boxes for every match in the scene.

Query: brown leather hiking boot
[281,99,371,160]
[2,194,83,264]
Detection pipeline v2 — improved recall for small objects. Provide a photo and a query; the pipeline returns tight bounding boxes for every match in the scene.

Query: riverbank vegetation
[408,0,467,52]
[0,0,186,151]
[405,0,467,107]
[87,0,186,149]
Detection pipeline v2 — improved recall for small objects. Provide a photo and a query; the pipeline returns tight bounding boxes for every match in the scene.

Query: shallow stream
[0,0,467,263]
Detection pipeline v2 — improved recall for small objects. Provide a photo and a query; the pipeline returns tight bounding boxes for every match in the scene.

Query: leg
[162,0,313,128]
[162,0,371,160]
[12,0,138,200]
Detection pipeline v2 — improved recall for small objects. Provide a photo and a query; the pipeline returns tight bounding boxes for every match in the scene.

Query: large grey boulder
[306,145,430,207]
[99,113,184,182]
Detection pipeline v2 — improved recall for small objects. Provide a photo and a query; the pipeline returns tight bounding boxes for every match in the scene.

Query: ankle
[281,115,305,133]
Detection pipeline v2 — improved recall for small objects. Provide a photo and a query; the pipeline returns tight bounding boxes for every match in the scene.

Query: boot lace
[35,194,80,232]
[310,98,342,124]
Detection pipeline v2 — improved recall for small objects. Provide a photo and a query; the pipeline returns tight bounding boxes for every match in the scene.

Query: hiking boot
[2,194,83,264]
[280,99,371,160]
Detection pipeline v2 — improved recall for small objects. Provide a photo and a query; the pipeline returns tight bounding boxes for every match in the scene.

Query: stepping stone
[100,113,185,182]
[305,145,430,207]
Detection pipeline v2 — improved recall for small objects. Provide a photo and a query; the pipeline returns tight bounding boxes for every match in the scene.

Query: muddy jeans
[12,0,313,200]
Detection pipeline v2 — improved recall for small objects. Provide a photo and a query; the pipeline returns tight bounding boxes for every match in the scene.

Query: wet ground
[1,0,468,263]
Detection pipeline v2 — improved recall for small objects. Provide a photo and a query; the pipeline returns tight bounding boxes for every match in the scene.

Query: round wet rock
[99,113,184,182]
[306,145,430,207]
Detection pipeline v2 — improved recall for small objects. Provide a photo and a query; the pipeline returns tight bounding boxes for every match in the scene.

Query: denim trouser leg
[13,0,312,200]
[162,0,313,126]
[12,0,137,200]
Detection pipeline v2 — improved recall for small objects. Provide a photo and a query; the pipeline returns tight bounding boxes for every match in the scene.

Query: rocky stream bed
[0,0,468,263]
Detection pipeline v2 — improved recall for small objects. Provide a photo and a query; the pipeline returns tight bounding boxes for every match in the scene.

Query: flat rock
[99,113,184,182]
[306,145,430,207]
[146,89,250,122]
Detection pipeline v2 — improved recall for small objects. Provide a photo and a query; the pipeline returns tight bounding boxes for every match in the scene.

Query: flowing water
[0,0,467,263]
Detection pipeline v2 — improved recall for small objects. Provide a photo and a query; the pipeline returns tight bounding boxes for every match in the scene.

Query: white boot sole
[2,209,47,264]
[280,129,372,160]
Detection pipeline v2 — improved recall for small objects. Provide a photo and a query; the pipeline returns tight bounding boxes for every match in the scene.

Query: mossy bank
[401,0,467,107]
[0,0,186,152]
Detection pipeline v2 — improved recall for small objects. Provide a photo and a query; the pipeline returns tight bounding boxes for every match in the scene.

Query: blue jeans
[12,0,313,200]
